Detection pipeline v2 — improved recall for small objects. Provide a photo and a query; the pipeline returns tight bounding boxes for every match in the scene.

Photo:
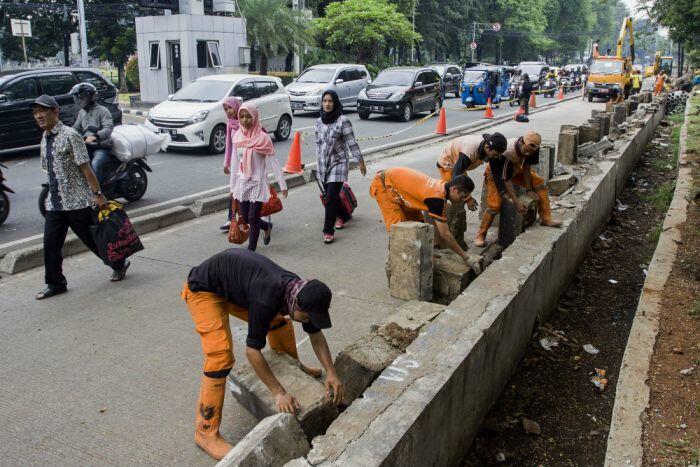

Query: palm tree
[238,0,314,75]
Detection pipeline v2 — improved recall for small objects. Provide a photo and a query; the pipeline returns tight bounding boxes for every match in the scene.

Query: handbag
[228,200,250,244]
[314,172,358,215]
[260,186,283,217]
[90,201,144,268]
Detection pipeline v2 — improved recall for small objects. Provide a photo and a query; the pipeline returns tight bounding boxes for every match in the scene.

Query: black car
[516,61,550,91]
[357,67,442,122]
[430,63,464,98]
[0,67,122,155]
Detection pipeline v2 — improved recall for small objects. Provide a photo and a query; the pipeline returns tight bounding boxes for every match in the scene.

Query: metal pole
[470,22,476,62]
[20,22,28,65]
[77,0,88,67]
[411,0,415,63]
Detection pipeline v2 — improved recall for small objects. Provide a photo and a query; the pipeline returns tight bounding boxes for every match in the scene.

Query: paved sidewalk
[0,99,603,466]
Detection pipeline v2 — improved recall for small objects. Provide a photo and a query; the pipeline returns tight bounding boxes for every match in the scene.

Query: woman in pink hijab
[230,103,288,251]
[220,96,242,231]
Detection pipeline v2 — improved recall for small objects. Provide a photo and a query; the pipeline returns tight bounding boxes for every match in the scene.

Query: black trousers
[43,207,123,288]
[323,182,351,235]
[239,201,269,251]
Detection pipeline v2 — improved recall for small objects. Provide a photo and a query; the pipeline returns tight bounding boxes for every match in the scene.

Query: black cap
[296,280,332,330]
[31,94,59,110]
[482,132,507,152]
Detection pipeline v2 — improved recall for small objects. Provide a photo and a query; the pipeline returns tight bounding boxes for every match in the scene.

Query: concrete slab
[432,249,479,303]
[548,174,578,195]
[387,222,434,301]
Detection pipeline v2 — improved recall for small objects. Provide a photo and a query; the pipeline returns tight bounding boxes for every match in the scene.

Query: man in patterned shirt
[32,95,130,300]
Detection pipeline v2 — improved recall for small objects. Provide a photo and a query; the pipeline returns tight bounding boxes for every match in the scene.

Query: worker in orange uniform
[182,249,343,460]
[475,131,562,247]
[436,132,508,189]
[653,72,665,96]
[369,166,480,270]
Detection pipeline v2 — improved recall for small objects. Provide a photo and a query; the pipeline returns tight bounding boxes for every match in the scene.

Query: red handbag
[228,200,250,244]
[260,186,283,217]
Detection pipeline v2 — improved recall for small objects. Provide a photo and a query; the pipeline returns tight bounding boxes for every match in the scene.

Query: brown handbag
[260,186,283,217]
[228,200,250,244]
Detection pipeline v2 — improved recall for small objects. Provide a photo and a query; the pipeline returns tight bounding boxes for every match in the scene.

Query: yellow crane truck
[586,17,634,102]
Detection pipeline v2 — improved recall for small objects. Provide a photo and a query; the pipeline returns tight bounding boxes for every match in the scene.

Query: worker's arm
[245,346,300,414]
[503,180,528,214]
[309,332,344,405]
[435,220,468,259]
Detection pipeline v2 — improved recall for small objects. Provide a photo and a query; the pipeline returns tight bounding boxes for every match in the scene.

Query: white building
[135,0,250,103]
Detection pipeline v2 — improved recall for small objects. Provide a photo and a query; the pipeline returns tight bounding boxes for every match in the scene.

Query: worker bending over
[475,131,561,247]
[436,132,507,185]
[182,249,343,460]
[370,166,479,269]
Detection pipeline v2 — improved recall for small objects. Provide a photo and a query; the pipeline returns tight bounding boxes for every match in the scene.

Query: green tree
[314,0,420,63]
[238,0,314,75]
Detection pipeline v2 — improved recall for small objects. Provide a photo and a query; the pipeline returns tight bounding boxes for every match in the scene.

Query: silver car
[285,64,371,113]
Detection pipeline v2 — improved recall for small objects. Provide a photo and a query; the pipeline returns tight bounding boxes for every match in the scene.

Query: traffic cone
[283,131,304,174]
[513,105,525,121]
[529,93,537,108]
[434,108,447,135]
[483,98,494,119]
[557,86,564,100]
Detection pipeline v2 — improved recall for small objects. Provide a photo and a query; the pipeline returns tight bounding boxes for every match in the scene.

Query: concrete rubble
[433,249,482,303]
[497,193,538,247]
[548,174,578,196]
[386,222,434,301]
[578,139,615,159]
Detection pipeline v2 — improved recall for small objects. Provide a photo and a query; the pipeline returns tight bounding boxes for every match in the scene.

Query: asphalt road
[0,92,571,244]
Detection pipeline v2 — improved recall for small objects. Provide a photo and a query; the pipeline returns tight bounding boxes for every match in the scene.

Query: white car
[285,64,371,113]
[145,74,293,153]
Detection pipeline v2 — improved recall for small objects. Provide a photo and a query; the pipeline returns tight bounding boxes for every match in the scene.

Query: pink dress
[229,141,287,203]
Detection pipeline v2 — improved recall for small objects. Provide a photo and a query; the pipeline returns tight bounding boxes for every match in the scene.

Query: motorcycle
[39,146,152,217]
[559,76,571,94]
[0,162,14,226]
[542,77,558,98]
[508,80,521,106]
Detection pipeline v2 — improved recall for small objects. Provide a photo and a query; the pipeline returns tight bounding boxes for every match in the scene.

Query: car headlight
[390,91,405,101]
[188,110,209,124]
[308,87,325,96]
[358,89,367,99]
[147,114,155,123]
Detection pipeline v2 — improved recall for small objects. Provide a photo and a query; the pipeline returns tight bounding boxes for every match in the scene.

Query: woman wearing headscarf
[230,103,287,251]
[315,90,366,244]
[220,96,242,231]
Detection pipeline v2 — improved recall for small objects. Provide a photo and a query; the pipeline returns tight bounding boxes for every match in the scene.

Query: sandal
[323,234,334,244]
[35,286,67,300]
[111,259,130,282]
[263,222,273,246]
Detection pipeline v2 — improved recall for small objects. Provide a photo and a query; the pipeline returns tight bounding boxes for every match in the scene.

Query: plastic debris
[608,279,619,284]
[680,367,695,376]
[680,423,688,429]
[496,452,506,462]
[521,417,541,435]
[583,344,600,355]
[591,368,608,391]
[539,337,559,351]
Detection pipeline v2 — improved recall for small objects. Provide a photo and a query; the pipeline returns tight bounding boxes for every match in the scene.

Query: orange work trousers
[369,174,424,232]
[483,169,553,222]
[182,283,298,375]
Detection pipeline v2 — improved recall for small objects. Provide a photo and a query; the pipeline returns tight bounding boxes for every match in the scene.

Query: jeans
[323,182,351,235]
[90,148,112,186]
[43,207,124,289]
[239,201,269,251]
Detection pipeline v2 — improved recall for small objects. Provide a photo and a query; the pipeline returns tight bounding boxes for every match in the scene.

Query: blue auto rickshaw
[460,66,511,108]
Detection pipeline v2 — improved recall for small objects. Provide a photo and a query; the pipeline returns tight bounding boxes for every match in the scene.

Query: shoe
[474,212,495,248]
[219,221,231,231]
[263,222,273,246]
[35,286,67,300]
[195,376,233,460]
[323,234,334,244]
[111,259,130,282]
[334,218,345,230]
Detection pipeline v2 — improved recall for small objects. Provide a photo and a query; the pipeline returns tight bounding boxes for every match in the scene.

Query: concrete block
[216,414,310,467]
[446,201,467,251]
[578,124,595,145]
[557,129,578,164]
[432,249,479,303]
[191,193,231,217]
[228,350,338,439]
[283,459,312,467]
[587,119,602,142]
[613,104,627,126]
[533,143,555,181]
[548,174,578,196]
[624,100,632,116]
[379,300,444,332]
[497,194,537,248]
[578,139,614,158]
[591,110,611,136]
[387,222,434,301]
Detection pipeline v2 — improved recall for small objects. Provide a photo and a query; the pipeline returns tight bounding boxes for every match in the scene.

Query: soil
[642,110,700,465]
[463,120,681,466]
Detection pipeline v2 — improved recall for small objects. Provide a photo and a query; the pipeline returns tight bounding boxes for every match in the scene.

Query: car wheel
[274,114,292,141]
[587,93,593,102]
[121,164,148,202]
[358,110,370,120]
[431,97,442,114]
[0,191,9,226]
[400,103,413,122]
[209,124,227,154]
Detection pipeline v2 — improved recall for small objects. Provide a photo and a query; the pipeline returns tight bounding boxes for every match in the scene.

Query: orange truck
[586,17,635,102]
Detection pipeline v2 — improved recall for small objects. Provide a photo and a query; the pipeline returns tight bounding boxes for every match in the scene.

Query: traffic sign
[470,42,477,50]
[10,19,32,37]
[492,22,501,32]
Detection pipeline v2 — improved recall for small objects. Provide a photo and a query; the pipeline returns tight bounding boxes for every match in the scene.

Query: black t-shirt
[187,249,320,349]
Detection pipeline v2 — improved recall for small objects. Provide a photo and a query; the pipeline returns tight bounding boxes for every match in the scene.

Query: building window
[149,42,161,70]
[196,40,222,68]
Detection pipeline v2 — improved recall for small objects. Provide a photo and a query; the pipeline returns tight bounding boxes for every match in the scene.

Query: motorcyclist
[70,83,114,185]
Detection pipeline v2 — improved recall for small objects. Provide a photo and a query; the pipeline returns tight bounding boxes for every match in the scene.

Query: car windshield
[518,65,544,77]
[171,80,232,102]
[296,68,335,83]
[430,65,445,75]
[372,70,415,86]
[590,60,624,74]
[463,70,486,84]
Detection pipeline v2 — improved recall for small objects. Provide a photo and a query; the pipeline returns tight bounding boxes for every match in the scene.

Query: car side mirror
[168,94,174,100]
[0,94,7,104]
[414,81,423,87]
[335,79,344,84]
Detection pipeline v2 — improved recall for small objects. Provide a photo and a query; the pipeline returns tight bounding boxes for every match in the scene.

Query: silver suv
[285,64,371,113]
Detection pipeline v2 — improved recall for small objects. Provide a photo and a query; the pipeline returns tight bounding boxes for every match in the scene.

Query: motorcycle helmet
[70,82,98,109]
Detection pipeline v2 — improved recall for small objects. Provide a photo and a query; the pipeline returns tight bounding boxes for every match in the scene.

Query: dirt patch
[642,101,700,466]
[463,121,679,466]
[377,322,418,352]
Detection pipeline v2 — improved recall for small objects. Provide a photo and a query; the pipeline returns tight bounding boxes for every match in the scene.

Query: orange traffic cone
[529,93,537,108]
[283,131,304,174]
[483,98,494,119]
[434,108,447,135]
[557,86,564,100]
[513,105,525,121]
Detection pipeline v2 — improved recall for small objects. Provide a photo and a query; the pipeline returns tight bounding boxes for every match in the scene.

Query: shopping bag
[260,186,283,217]
[314,172,358,215]
[228,200,250,244]
[90,201,144,268]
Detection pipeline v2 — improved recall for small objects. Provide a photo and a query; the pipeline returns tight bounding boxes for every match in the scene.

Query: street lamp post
[77,0,88,67]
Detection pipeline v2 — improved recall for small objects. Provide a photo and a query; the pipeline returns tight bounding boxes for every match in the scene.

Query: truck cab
[586,56,631,102]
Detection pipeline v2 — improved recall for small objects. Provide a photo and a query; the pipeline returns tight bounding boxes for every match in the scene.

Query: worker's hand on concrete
[325,372,344,405]
[462,253,482,275]
[526,190,539,201]
[275,392,301,414]
[466,197,479,211]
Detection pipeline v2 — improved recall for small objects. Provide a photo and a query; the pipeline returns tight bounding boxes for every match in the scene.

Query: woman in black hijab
[314,90,366,244]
